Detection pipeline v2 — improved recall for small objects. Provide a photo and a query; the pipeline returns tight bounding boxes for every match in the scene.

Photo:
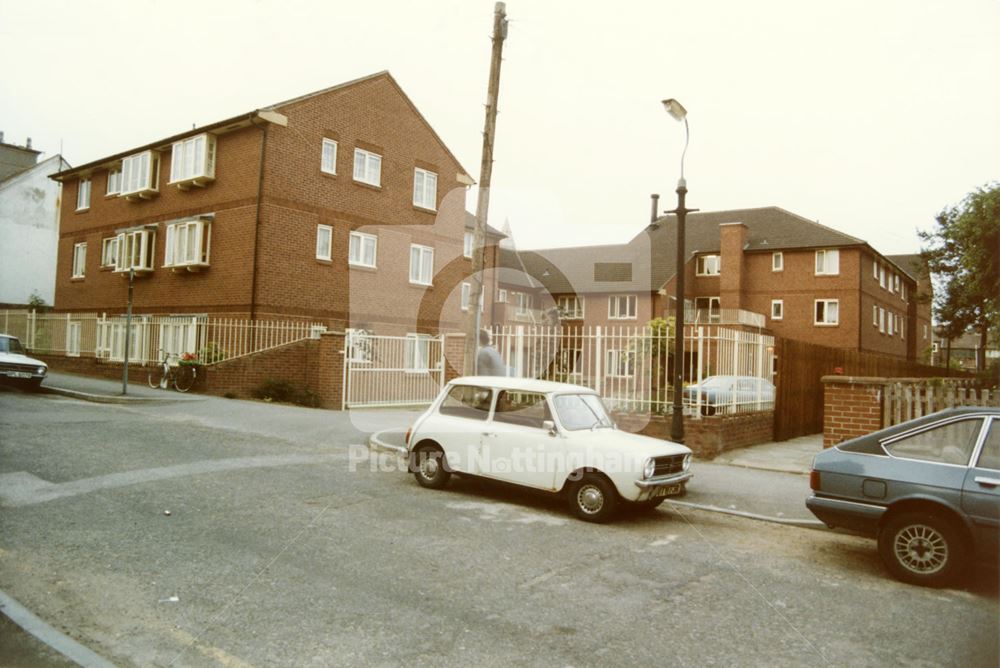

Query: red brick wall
[613,411,774,459]
[822,376,883,448]
[200,338,318,399]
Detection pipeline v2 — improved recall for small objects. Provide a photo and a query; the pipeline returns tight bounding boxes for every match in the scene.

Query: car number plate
[652,484,682,498]
[5,371,32,378]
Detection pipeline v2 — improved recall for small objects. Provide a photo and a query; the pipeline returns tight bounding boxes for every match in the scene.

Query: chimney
[719,222,748,310]
[650,193,660,224]
[0,131,4,144]
[26,137,32,149]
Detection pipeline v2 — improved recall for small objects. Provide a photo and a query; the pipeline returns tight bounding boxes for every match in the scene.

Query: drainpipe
[249,114,269,320]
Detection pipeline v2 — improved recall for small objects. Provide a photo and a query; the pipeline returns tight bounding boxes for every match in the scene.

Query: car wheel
[877,512,968,587]
[410,444,451,490]
[567,473,619,523]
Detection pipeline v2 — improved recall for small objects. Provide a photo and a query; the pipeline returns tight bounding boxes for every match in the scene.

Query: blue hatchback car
[807,407,999,587]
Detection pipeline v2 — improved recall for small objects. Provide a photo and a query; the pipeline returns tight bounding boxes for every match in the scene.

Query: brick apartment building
[497,206,932,360]
[50,71,500,345]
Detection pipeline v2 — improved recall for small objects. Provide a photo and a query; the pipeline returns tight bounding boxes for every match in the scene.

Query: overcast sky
[2,0,997,254]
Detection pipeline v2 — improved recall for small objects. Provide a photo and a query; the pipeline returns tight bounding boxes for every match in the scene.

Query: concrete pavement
[40,370,204,403]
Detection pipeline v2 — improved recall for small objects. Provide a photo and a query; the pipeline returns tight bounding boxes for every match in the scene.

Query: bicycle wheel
[173,365,197,393]
[147,364,167,389]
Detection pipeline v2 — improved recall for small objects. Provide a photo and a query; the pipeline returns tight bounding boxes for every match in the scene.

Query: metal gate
[342,332,445,409]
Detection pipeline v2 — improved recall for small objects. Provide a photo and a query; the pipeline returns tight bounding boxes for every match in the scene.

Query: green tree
[920,182,1000,372]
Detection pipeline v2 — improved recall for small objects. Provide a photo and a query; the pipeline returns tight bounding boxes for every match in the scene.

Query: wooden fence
[773,338,970,441]
[883,382,1000,427]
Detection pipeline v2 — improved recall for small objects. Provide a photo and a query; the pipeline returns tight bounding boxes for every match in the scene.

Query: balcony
[685,308,766,328]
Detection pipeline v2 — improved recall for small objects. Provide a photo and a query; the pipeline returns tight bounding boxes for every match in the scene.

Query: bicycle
[147,350,198,392]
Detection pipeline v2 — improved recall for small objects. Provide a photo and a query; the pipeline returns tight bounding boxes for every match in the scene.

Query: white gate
[343,332,445,408]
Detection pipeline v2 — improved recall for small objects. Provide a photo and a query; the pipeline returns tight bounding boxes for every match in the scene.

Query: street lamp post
[121,268,135,395]
[663,98,697,444]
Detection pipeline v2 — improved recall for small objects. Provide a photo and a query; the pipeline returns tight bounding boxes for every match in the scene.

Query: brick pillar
[719,222,747,311]
[443,333,466,382]
[822,376,884,448]
[316,330,346,410]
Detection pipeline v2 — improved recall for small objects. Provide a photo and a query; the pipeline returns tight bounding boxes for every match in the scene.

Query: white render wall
[0,155,67,305]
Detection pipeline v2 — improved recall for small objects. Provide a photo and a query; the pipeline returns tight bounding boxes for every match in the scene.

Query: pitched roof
[885,254,925,282]
[52,71,471,182]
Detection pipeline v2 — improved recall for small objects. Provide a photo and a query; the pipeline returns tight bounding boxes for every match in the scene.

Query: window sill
[353,180,382,191]
[315,258,333,265]
[75,208,90,214]
[320,170,337,179]
[413,204,437,214]
[70,276,85,282]
[349,263,377,272]
[814,273,840,277]
[409,281,433,288]
[695,274,720,278]
[814,322,839,327]
[99,266,115,272]
[104,194,120,200]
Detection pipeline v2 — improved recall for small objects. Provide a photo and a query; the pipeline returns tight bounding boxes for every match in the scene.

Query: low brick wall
[822,376,883,448]
[613,410,774,459]
[34,353,141,382]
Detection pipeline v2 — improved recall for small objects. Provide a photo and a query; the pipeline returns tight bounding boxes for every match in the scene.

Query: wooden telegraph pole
[465,1,508,375]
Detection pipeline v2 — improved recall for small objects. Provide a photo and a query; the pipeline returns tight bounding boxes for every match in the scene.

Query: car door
[961,416,1000,560]
[483,390,560,490]
[426,384,494,474]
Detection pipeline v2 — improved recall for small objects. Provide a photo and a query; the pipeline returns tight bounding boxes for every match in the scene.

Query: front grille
[652,454,685,477]
[0,362,38,374]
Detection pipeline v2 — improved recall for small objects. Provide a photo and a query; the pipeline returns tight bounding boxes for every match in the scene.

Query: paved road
[1,388,997,667]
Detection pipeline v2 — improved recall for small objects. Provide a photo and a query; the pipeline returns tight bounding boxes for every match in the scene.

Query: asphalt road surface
[1,389,997,667]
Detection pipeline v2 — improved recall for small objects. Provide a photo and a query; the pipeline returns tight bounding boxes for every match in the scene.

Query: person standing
[477,329,507,376]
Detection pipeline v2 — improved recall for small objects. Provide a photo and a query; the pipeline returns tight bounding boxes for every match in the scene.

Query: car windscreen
[553,393,613,431]
[0,337,25,354]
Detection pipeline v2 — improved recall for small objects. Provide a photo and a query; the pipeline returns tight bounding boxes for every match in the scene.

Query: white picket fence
[1,309,324,366]
[883,380,1000,427]
[491,324,775,416]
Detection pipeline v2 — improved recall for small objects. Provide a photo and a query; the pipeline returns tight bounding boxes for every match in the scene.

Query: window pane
[349,234,360,262]
[978,423,1000,470]
[439,385,492,420]
[887,419,983,465]
[828,301,838,323]
[494,391,549,429]
[354,151,365,180]
[410,246,421,281]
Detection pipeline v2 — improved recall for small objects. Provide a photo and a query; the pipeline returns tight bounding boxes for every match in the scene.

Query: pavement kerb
[41,385,202,405]
[704,461,811,477]
[0,589,116,668]
[366,429,825,529]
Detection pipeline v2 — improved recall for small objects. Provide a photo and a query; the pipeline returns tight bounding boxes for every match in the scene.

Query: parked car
[0,334,47,391]
[404,376,693,522]
[807,407,999,587]
[682,375,775,415]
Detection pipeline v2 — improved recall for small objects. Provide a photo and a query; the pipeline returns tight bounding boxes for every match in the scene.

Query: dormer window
[120,151,160,199]
[169,134,216,189]
[164,218,212,270]
[696,254,721,276]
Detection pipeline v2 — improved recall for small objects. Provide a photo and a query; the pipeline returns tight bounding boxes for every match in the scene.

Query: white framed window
[316,225,333,261]
[557,295,584,320]
[413,167,437,210]
[349,231,377,268]
[695,296,721,322]
[353,148,382,187]
[815,299,839,325]
[873,304,879,327]
[106,168,122,196]
[120,151,160,198]
[893,274,901,294]
[321,138,338,175]
[114,229,155,273]
[902,283,907,301]
[76,178,91,211]
[888,312,895,336]
[159,319,200,361]
[345,328,372,363]
[164,219,211,268]
[770,300,783,320]
[515,292,532,315]
[498,288,507,303]
[815,249,840,275]
[924,324,929,340]
[605,349,636,378]
[170,133,216,187]
[901,319,905,340]
[608,294,637,319]
[459,283,484,312]
[97,317,149,362]
[67,321,81,357]
[873,259,879,280]
[101,237,119,268]
[558,349,583,376]
[409,244,434,285]
[879,307,886,333]
[404,333,432,372]
[696,254,721,276]
[772,252,783,272]
[464,232,474,259]
[72,242,87,278]
[879,265,887,289]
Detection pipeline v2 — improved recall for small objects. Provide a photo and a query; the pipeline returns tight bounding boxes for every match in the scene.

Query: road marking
[0,454,345,508]
[0,589,117,668]
[445,500,568,526]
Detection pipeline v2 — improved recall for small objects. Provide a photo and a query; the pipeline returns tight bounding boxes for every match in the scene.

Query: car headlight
[37,366,47,375]
[683,453,692,471]
[643,457,655,479]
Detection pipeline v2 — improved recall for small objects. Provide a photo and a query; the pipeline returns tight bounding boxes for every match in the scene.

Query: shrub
[251,378,318,407]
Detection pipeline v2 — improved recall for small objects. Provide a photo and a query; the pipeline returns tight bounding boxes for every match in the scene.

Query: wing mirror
[542,420,557,436]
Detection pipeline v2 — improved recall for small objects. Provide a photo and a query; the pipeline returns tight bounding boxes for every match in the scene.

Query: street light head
[662,98,687,121]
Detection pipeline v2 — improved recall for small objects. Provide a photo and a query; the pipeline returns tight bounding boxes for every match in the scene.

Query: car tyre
[877,512,968,588]
[567,473,619,523]
[410,444,451,490]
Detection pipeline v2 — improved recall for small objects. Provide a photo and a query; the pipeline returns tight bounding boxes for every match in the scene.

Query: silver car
[0,334,47,391]
[807,407,999,587]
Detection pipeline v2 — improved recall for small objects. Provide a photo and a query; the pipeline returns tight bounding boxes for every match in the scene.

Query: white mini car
[405,376,693,522]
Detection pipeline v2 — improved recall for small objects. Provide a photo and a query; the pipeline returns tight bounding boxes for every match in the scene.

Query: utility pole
[465,1,508,375]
